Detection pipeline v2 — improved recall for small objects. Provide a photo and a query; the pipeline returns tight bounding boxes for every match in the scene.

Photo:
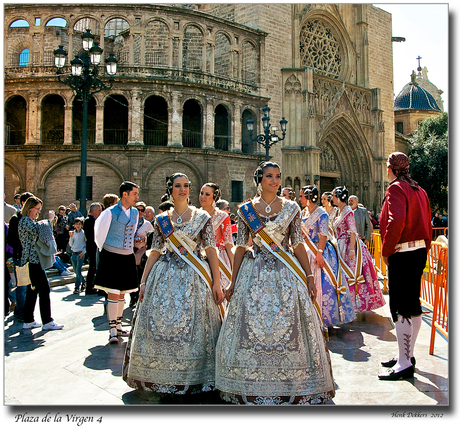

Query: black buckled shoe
[381,356,416,368]
[378,365,414,380]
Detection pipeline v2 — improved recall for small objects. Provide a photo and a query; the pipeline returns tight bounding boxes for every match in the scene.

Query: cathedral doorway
[320,176,336,194]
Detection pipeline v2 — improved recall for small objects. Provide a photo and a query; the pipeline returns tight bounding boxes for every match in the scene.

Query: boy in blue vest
[94,182,139,343]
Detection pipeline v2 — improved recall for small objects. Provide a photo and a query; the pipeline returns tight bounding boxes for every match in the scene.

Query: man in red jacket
[378,152,432,381]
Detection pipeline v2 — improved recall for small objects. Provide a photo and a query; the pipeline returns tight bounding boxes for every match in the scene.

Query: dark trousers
[85,249,97,293]
[23,262,53,324]
[388,248,427,322]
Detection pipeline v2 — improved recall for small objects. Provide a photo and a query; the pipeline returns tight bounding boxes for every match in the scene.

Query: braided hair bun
[202,182,221,202]
[302,185,319,203]
[333,186,348,202]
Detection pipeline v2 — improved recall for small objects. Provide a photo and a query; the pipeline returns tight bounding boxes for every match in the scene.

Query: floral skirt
[123,257,222,394]
[215,250,335,405]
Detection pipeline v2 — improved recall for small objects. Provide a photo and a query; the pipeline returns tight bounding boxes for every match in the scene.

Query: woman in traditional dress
[299,185,355,328]
[321,192,338,235]
[215,162,335,405]
[123,173,224,395]
[331,186,385,313]
[199,182,234,303]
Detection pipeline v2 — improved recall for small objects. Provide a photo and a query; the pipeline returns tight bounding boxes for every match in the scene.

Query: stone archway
[318,114,373,208]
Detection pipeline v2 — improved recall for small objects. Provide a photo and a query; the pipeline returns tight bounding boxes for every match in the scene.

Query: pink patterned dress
[333,205,385,312]
[211,209,233,294]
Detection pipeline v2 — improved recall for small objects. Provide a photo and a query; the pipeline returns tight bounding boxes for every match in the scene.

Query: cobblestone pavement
[3,279,451,423]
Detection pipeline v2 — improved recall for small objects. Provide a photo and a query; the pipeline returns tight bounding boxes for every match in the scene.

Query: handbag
[15,262,31,287]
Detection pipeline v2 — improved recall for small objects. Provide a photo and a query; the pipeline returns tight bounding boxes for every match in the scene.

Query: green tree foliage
[408,112,448,213]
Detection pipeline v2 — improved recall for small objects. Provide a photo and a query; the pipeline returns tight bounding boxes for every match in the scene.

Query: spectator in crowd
[69,217,86,294]
[348,195,373,245]
[13,194,21,210]
[281,186,296,201]
[143,206,155,224]
[130,201,154,307]
[54,205,69,256]
[432,212,442,227]
[4,195,17,224]
[369,210,378,229]
[158,201,173,213]
[216,199,230,214]
[67,203,82,229]
[19,195,63,331]
[102,194,119,210]
[6,191,33,322]
[84,202,103,295]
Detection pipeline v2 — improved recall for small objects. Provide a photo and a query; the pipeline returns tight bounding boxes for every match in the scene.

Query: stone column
[203,97,215,149]
[95,101,104,145]
[169,91,183,147]
[63,103,73,145]
[26,90,40,145]
[231,102,242,152]
[128,89,143,145]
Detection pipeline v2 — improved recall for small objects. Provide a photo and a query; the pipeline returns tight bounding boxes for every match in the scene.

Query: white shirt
[69,229,86,254]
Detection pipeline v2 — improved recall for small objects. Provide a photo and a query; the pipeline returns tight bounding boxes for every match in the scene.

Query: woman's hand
[138,283,146,303]
[224,282,235,302]
[348,249,355,260]
[315,252,325,269]
[308,276,316,302]
[213,282,224,305]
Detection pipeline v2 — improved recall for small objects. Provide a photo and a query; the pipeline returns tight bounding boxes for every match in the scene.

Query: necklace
[173,206,189,224]
[259,195,277,214]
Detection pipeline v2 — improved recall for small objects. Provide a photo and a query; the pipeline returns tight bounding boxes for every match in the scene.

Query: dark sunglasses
[137,208,145,212]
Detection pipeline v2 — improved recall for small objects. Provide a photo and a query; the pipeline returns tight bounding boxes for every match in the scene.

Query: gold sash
[303,236,347,322]
[333,233,365,308]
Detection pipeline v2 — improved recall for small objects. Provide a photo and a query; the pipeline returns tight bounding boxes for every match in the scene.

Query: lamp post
[246,105,287,161]
[53,29,118,216]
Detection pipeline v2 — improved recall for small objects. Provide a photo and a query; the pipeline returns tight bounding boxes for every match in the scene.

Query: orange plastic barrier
[369,232,388,294]
[428,243,448,355]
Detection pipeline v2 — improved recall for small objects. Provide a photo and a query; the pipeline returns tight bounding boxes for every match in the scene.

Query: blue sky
[374,3,449,111]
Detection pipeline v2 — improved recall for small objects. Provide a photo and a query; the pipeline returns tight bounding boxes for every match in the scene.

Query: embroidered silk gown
[210,209,233,295]
[123,207,222,394]
[215,199,335,405]
[301,206,355,327]
[333,205,385,312]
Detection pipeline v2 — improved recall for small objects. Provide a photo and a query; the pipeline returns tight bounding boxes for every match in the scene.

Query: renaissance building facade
[4,3,395,213]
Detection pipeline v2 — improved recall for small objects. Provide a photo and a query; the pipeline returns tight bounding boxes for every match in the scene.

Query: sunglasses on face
[137,208,145,212]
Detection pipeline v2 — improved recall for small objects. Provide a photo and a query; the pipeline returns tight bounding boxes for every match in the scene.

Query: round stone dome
[394,77,441,112]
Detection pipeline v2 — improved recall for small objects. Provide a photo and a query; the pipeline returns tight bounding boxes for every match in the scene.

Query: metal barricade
[428,244,448,355]
[370,232,388,294]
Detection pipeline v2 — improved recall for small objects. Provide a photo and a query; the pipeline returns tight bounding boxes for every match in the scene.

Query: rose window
[300,20,342,79]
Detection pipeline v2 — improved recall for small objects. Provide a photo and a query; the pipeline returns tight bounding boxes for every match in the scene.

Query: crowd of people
[4,151,433,404]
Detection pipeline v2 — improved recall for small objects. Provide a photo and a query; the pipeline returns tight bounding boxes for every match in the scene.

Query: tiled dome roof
[394,73,441,111]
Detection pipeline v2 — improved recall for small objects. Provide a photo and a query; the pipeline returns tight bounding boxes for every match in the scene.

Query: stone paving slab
[3,283,449,414]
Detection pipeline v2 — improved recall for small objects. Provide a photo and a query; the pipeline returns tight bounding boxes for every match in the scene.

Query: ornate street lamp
[53,29,118,216]
[246,106,288,161]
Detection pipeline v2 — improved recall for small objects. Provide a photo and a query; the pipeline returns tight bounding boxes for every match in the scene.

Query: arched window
[182,99,202,148]
[72,97,96,145]
[5,95,27,145]
[45,18,67,27]
[10,19,29,28]
[104,95,129,145]
[144,95,168,146]
[214,104,230,151]
[242,109,256,154]
[19,48,29,66]
[214,33,231,77]
[41,95,65,145]
[183,25,203,71]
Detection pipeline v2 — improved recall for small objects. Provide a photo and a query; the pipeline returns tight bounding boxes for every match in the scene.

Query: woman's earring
[169,195,175,204]
[257,183,263,195]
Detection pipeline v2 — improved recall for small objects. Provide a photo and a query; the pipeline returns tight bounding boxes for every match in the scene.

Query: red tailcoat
[379,179,432,257]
